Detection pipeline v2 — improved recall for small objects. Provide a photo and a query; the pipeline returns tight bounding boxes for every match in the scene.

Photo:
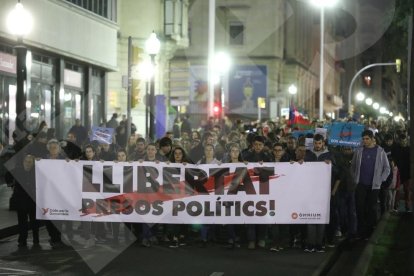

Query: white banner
[35,160,331,224]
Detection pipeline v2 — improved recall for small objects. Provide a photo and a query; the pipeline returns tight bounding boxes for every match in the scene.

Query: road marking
[210,273,224,276]
[0,267,37,274]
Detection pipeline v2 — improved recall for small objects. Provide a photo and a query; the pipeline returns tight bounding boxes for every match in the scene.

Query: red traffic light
[213,102,221,116]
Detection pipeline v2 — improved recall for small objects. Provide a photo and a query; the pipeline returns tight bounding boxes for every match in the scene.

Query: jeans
[247,225,266,242]
[339,191,357,237]
[355,184,379,238]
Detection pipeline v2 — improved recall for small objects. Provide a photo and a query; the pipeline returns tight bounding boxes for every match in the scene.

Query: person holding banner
[166,146,192,248]
[222,143,245,249]
[111,149,136,245]
[138,143,163,247]
[6,154,39,249]
[270,143,288,252]
[281,136,297,162]
[157,137,173,161]
[80,144,100,248]
[44,140,67,248]
[351,130,390,240]
[197,143,221,248]
[290,144,316,250]
[128,137,147,161]
[243,135,272,250]
[307,134,336,252]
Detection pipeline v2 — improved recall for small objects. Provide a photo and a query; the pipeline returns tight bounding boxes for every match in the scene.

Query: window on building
[0,44,14,55]
[165,0,174,36]
[164,0,187,38]
[229,21,244,45]
[64,0,117,22]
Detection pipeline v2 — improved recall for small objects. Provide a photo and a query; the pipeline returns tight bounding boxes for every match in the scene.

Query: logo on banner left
[41,207,69,216]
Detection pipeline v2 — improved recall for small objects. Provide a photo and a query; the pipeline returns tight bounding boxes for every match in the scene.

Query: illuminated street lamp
[356,92,365,101]
[373,102,380,110]
[310,0,338,120]
[365,98,373,106]
[145,31,161,141]
[288,84,298,95]
[288,84,298,111]
[7,1,33,37]
[7,0,33,140]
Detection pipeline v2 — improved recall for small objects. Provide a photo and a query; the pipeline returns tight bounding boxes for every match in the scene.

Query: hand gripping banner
[35,160,331,224]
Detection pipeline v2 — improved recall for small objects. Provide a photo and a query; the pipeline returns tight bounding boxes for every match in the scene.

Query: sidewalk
[354,210,413,275]
[0,184,18,239]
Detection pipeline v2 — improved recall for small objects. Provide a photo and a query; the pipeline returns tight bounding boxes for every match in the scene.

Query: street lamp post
[310,0,338,121]
[7,1,33,141]
[145,32,160,141]
[126,36,132,141]
[319,6,325,121]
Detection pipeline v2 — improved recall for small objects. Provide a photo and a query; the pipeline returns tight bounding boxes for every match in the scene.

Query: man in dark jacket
[6,154,39,249]
[68,119,88,146]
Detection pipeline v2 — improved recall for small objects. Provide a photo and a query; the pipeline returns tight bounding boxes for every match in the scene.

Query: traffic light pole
[347,62,398,115]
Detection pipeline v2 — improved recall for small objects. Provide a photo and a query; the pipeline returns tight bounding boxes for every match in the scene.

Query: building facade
[0,0,117,143]
[107,0,189,139]
[170,0,342,125]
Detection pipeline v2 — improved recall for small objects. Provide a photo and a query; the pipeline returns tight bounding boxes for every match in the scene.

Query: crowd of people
[4,113,411,253]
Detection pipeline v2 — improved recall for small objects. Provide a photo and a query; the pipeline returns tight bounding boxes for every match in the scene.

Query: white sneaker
[257,240,266,248]
[84,238,95,249]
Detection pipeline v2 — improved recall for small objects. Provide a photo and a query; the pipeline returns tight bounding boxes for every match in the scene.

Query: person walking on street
[351,130,390,239]
[393,133,411,212]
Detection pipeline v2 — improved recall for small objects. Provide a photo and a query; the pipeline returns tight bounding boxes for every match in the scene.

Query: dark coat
[6,166,36,211]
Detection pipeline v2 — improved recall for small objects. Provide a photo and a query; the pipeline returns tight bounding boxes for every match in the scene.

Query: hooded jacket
[351,145,390,190]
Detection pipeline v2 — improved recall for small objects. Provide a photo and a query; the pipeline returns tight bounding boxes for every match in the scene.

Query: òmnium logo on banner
[42,207,69,216]
[291,212,322,220]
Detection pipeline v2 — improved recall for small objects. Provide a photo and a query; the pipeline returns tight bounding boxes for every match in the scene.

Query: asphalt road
[0,228,333,276]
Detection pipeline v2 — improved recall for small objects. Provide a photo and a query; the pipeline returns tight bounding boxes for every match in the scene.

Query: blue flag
[90,126,114,144]
[328,122,364,147]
